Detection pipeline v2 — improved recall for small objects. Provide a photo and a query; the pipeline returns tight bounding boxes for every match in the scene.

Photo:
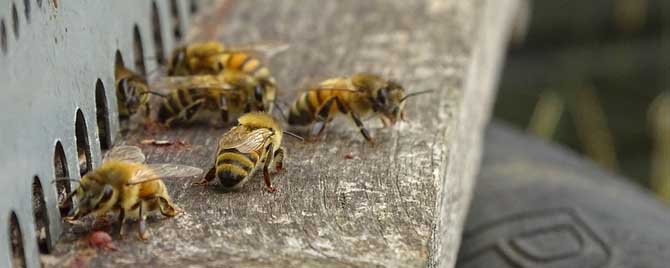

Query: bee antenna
[282,130,304,142]
[400,89,434,102]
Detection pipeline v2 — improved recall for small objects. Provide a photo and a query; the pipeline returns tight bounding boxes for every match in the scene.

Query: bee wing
[219,127,273,153]
[126,164,203,185]
[103,146,146,163]
[220,41,290,59]
[150,76,237,91]
[147,164,203,179]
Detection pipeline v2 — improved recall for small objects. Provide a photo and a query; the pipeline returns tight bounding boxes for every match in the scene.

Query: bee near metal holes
[115,64,152,121]
[166,41,284,113]
[287,73,432,144]
[58,146,202,240]
[195,112,303,193]
[152,70,274,127]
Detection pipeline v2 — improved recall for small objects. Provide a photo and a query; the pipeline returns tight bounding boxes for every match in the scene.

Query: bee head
[118,78,149,113]
[374,80,406,125]
[65,178,116,221]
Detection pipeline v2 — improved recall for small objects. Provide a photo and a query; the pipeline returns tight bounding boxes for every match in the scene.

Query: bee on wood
[166,41,285,112]
[60,146,202,240]
[287,73,431,144]
[153,70,273,126]
[115,64,152,121]
[195,112,302,192]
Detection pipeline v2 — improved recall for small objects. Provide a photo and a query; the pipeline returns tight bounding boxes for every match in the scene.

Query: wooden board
[46,0,520,267]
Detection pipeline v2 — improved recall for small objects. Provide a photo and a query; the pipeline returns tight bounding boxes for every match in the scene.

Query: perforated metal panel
[0,1,199,267]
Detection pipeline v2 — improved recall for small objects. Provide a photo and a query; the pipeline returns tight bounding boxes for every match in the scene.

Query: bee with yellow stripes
[115,64,152,121]
[195,112,302,192]
[61,146,202,240]
[153,70,273,126]
[166,41,283,112]
[166,41,225,76]
[288,73,431,144]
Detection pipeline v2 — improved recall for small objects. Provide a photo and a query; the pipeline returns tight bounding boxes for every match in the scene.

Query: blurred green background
[495,0,670,202]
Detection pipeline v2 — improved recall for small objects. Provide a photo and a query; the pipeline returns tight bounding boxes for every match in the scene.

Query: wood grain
[47,0,519,267]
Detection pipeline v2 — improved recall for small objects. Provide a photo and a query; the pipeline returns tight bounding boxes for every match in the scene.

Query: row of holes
[8,105,102,267]
[7,1,198,266]
[0,0,196,56]
[1,0,52,55]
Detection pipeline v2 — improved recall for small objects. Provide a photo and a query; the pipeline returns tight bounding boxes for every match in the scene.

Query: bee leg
[310,97,338,140]
[331,97,375,144]
[350,111,375,145]
[181,99,206,122]
[193,167,216,186]
[138,202,150,240]
[169,98,205,126]
[157,197,180,217]
[273,147,285,172]
[143,103,151,121]
[263,143,277,193]
[117,209,127,238]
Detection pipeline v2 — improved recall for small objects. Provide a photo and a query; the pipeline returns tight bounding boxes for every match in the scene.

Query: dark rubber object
[457,122,670,268]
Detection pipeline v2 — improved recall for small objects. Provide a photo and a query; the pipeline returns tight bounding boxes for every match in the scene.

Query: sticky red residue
[88,231,117,251]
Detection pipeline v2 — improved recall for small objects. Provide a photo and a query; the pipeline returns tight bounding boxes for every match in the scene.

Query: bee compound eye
[101,185,114,202]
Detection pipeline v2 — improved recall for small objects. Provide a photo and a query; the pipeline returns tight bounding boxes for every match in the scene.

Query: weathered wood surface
[47,0,519,267]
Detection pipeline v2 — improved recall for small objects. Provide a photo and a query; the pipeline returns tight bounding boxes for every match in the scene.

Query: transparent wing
[150,75,236,91]
[219,41,290,58]
[219,127,273,153]
[147,164,203,179]
[217,126,250,149]
[126,164,203,185]
[103,146,146,163]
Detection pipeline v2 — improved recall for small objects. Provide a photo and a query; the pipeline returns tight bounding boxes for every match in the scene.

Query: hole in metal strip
[23,0,30,23]
[75,109,92,176]
[54,141,71,217]
[115,49,125,68]
[9,211,27,268]
[95,79,112,151]
[36,0,41,8]
[12,3,19,39]
[32,176,51,254]
[133,25,147,76]
[189,0,199,15]
[152,1,166,65]
[169,0,182,41]
[1,19,8,54]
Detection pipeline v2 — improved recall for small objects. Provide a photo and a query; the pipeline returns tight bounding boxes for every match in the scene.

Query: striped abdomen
[157,88,209,123]
[220,52,275,85]
[215,148,260,189]
[288,89,349,125]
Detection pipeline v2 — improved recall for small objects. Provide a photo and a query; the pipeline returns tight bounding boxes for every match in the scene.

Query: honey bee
[287,73,431,144]
[195,112,302,192]
[153,70,273,126]
[115,64,151,120]
[61,146,202,240]
[166,41,225,76]
[166,41,282,112]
